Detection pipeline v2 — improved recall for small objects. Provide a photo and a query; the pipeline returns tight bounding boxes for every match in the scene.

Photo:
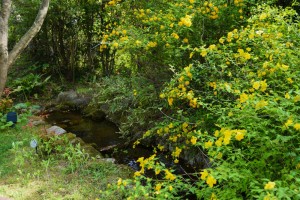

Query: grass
[0,117,132,200]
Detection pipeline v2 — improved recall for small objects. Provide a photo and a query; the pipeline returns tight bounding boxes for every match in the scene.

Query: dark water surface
[45,110,124,149]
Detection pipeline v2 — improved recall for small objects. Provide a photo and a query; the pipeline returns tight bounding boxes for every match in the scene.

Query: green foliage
[9,73,50,100]
[89,76,162,141]
[101,0,277,78]
[0,98,13,114]
[103,5,300,199]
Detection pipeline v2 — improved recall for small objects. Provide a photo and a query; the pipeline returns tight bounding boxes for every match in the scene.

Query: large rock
[46,126,67,135]
[56,90,91,109]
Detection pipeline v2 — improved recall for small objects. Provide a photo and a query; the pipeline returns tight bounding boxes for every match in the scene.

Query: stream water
[45,110,152,168]
[45,110,123,149]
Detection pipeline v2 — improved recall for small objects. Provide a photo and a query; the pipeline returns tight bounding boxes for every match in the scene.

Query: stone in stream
[46,125,67,135]
[56,90,91,108]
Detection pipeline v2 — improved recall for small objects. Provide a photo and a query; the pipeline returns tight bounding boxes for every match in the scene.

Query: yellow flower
[223,136,231,145]
[215,139,222,147]
[112,42,119,48]
[201,49,207,57]
[239,93,248,103]
[219,38,224,44]
[264,181,275,190]
[169,186,173,191]
[287,78,293,84]
[165,169,176,180]
[281,64,289,71]
[294,123,300,130]
[155,168,161,175]
[179,15,193,27]
[294,95,300,102]
[183,38,189,43]
[157,144,164,151]
[214,130,219,137]
[285,119,293,127]
[191,136,197,145]
[253,81,260,90]
[135,40,142,45]
[206,175,217,188]
[134,171,142,177]
[173,147,182,157]
[260,80,268,92]
[171,33,180,39]
[209,44,217,51]
[255,100,268,110]
[200,169,209,180]
[263,193,271,200]
[117,178,122,186]
[204,141,213,148]
[259,13,268,20]
[243,52,251,60]
[285,93,290,99]
[168,97,174,106]
[155,184,162,191]
[235,131,245,141]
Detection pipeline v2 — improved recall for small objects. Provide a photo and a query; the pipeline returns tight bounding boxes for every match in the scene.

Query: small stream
[45,110,123,149]
[45,110,152,168]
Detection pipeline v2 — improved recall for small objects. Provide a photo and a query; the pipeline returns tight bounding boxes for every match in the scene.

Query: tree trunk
[0,0,50,96]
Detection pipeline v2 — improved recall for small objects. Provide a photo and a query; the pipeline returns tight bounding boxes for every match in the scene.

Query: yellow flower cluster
[264,181,275,190]
[200,2,219,19]
[161,65,200,109]
[165,169,176,180]
[239,93,249,103]
[172,147,182,158]
[255,100,268,110]
[251,80,268,92]
[178,15,192,27]
[283,118,300,131]
[107,0,121,6]
[147,41,157,48]
[236,48,251,60]
[200,169,217,188]
[171,32,180,39]
[213,128,246,147]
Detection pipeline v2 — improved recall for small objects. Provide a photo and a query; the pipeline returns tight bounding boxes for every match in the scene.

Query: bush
[102,5,300,199]
[89,76,162,142]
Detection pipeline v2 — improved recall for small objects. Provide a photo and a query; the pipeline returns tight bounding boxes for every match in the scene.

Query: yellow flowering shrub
[100,0,253,77]
[99,4,300,200]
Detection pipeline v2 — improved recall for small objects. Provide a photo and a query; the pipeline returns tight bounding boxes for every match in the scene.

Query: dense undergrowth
[97,2,300,200]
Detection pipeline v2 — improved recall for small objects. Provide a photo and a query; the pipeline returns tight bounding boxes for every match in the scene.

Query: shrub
[101,5,300,199]
[89,76,162,142]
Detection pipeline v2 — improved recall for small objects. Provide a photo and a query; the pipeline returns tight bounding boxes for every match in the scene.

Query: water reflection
[45,110,124,149]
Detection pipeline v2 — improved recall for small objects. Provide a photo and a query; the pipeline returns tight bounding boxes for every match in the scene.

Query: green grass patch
[0,119,132,199]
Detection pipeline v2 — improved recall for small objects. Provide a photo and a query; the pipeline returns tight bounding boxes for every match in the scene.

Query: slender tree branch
[7,0,50,68]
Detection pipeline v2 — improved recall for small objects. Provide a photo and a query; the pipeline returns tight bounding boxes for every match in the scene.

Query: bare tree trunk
[0,0,11,96]
[0,0,50,96]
